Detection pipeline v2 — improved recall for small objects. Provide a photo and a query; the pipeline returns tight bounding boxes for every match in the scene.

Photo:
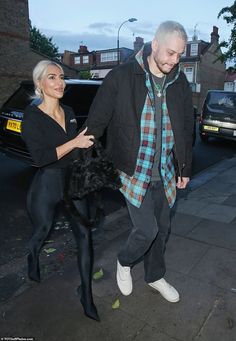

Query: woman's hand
[73,127,94,148]
[56,127,94,160]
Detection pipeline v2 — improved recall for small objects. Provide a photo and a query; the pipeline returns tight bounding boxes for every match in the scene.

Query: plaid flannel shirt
[120,46,178,208]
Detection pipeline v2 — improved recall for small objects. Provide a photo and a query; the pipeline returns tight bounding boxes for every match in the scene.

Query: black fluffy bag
[65,140,121,200]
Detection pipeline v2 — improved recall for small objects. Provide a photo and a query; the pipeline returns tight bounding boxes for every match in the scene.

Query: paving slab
[165,235,210,275]
[117,274,222,341]
[186,219,236,250]
[194,291,236,341]
[223,194,236,207]
[171,212,202,236]
[201,179,236,197]
[176,200,236,223]
[133,324,178,341]
[188,246,236,291]
[186,186,228,204]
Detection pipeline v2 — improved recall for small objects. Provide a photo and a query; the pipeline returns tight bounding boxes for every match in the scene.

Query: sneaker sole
[148,283,180,303]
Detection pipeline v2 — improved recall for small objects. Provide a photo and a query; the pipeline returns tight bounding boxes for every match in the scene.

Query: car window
[3,84,34,110]
[207,92,236,115]
[62,84,99,116]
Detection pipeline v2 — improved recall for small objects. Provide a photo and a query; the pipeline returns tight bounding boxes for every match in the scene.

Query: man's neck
[147,55,165,78]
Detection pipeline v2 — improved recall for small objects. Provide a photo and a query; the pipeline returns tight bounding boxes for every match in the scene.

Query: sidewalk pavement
[1,155,236,341]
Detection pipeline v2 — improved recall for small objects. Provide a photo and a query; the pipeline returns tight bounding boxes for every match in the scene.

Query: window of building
[83,55,89,64]
[184,66,194,83]
[100,51,118,62]
[190,43,198,56]
[224,82,234,92]
[74,56,80,64]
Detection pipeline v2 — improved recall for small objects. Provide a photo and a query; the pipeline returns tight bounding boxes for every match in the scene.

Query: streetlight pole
[117,17,137,65]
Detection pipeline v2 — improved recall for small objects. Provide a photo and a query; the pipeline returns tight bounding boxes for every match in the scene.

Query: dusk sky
[28,0,232,53]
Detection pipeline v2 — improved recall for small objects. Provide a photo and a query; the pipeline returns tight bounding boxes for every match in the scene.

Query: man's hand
[176,176,190,189]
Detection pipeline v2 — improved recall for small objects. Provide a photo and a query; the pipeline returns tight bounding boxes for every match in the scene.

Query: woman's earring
[36,87,42,97]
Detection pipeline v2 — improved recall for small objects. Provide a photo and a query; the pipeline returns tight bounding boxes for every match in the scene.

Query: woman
[21,60,99,321]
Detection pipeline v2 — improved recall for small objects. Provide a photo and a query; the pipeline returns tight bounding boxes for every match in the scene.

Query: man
[85,21,194,303]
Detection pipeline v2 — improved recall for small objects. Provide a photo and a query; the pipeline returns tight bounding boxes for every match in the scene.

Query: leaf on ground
[112,298,120,309]
[43,247,56,254]
[45,240,54,243]
[93,268,104,280]
[16,238,22,241]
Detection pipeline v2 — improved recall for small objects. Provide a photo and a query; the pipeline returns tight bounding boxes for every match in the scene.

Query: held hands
[176,176,190,189]
[74,127,94,148]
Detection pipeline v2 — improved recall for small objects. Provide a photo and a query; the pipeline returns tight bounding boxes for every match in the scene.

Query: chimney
[78,45,88,53]
[62,50,73,66]
[210,26,219,44]
[133,37,144,53]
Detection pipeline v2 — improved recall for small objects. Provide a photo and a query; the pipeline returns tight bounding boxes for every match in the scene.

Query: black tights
[26,168,99,320]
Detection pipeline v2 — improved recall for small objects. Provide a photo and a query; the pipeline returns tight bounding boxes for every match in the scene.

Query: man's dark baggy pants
[118,181,171,283]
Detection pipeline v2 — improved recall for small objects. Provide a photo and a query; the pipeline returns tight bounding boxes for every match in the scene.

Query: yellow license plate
[6,119,22,133]
[203,125,219,132]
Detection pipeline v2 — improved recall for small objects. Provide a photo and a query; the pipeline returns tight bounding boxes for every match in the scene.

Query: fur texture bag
[65,140,121,200]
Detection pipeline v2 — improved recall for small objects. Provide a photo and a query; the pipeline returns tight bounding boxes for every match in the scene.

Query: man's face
[151,33,186,74]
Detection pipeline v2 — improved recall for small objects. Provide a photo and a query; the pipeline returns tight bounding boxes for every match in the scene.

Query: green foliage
[79,70,92,79]
[30,24,60,59]
[217,2,236,65]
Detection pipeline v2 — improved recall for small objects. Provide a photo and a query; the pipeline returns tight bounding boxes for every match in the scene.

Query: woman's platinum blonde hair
[154,20,188,44]
[32,60,64,99]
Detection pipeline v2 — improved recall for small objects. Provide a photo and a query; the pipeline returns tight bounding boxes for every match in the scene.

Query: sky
[28,0,233,53]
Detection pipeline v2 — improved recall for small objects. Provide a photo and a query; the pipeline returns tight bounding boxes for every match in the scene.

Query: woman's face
[39,65,65,100]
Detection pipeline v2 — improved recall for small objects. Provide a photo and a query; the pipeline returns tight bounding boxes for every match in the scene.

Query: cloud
[40,28,137,52]
[40,19,226,54]
[88,22,114,34]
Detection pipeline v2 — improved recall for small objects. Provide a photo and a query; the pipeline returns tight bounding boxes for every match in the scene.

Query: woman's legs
[27,169,64,282]
[66,198,100,321]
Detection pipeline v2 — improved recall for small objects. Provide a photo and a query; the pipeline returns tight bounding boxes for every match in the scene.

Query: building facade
[180,26,226,112]
[61,37,144,79]
[224,68,236,91]
[62,29,225,111]
[0,0,78,106]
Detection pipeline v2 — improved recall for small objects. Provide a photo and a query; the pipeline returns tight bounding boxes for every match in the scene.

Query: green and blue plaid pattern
[120,45,177,208]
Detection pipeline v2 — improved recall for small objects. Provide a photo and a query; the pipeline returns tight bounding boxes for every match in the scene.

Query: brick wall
[198,44,225,110]
[0,0,78,106]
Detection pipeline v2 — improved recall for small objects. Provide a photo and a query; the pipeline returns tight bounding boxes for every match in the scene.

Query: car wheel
[200,134,209,143]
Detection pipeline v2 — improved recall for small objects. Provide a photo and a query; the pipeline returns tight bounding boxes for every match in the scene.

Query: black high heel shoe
[77,285,100,322]
[27,253,40,282]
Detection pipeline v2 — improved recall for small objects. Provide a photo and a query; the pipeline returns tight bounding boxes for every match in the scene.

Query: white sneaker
[116,260,133,296]
[148,278,180,303]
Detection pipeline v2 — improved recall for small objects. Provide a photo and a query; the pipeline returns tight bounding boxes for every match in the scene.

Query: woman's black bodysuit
[21,104,99,321]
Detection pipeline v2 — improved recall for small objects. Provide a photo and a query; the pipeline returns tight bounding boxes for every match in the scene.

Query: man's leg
[118,186,158,267]
[117,186,158,295]
[144,181,171,283]
[144,181,179,303]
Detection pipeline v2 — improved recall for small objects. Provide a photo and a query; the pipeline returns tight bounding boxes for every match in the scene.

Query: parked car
[0,79,101,164]
[199,90,236,143]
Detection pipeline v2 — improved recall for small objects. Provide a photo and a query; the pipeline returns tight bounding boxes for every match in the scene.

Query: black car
[199,90,236,142]
[0,79,101,164]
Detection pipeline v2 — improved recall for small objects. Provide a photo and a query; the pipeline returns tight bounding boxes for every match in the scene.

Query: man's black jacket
[85,46,194,178]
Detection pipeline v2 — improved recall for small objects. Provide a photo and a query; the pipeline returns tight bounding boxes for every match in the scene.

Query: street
[192,124,236,175]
